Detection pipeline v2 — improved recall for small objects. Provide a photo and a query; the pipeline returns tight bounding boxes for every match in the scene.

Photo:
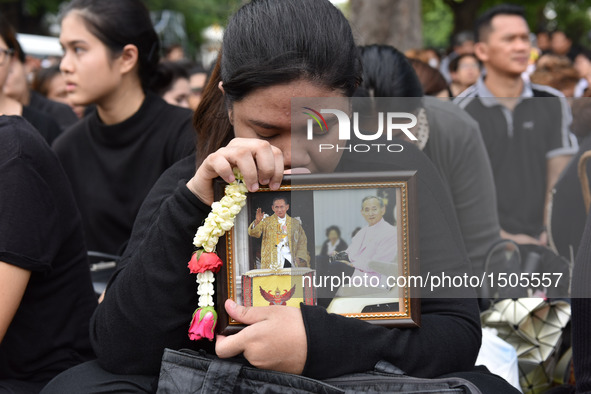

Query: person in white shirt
[344,196,397,283]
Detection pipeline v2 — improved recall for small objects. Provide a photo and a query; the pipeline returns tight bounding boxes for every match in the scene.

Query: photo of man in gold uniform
[248,197,310,269]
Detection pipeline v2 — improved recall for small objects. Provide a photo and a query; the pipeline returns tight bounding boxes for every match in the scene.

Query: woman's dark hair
[0,14,25,63]
[325,225,341,238]
[355,45,423,115]
[32,65,62,96]
[358,45,423,98]
[60,0,160,89]
[194,0,362,160]
[448,53,480,73]
[149,61,190,97]
[408,58,449,96]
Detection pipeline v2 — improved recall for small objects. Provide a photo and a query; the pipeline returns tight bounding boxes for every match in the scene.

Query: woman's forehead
[234,81,347,126]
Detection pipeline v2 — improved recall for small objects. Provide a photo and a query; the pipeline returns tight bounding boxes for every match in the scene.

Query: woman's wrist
[186,175,212,206]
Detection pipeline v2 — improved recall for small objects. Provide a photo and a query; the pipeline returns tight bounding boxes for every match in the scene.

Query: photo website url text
[303,271,564,292]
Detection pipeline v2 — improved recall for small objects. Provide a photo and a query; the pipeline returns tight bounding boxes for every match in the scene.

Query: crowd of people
[1,0,590,393]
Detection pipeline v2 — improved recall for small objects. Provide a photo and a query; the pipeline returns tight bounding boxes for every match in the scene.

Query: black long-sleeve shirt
[52,93,196,255]
[572,210,591,393]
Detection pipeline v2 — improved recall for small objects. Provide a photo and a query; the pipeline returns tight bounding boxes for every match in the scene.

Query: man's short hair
[361,195,384,208]
[474,4,526,43]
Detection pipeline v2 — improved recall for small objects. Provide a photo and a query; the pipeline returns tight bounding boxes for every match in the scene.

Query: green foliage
[422,0,454,49]
[550,0,591,46]
[21,0,62,17]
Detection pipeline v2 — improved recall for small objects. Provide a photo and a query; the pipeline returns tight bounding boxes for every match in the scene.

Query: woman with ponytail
[53,0,196,256]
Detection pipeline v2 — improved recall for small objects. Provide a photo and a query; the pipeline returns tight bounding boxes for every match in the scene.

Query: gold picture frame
[214,171,419,334]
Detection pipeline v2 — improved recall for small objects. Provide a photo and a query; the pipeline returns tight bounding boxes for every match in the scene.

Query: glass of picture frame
[214,171,419,334]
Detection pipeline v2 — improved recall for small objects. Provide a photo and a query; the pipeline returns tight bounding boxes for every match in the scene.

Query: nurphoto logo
[303,107,418,153]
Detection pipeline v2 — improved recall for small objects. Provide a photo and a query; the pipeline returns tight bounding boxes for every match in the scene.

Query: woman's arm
[91,174,213,374]
[300,298,480,379]
[92,140,285,375]
[0,262,31,343]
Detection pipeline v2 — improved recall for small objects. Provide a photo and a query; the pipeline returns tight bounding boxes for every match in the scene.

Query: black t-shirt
[29,91,79,132]
[22,105,62,146]
[551,135,591,259]
[52,93,196,255]
[456,82,577,236]
[0,116,97,383]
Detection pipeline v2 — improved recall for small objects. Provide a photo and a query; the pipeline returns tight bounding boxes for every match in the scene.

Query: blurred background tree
[349,0,422,52]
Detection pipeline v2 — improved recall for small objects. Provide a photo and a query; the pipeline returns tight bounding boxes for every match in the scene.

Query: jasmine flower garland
[187,169,248,341]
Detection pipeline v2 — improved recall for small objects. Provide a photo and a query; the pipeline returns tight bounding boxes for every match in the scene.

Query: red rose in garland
[188,306,217,341]
[188,251,223,274]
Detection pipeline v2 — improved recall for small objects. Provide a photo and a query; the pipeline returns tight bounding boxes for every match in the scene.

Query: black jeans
[40,360,157,394]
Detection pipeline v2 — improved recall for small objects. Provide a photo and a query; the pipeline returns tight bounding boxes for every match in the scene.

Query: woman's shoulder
[21,105,62,145]
[423,97,481,143]
[0,115,50,162]
[148,154,197,195]
[142,93,196,150]
[145,92,193,124]
[118,154,197,265]
[51,112,93,152]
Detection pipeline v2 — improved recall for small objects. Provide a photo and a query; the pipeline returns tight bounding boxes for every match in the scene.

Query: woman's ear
[227,108,234,125]
[218,81,225,94]
[118,44,139,75]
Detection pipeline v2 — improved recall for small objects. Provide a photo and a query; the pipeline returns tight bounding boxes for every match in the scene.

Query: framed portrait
[214,171,419,335]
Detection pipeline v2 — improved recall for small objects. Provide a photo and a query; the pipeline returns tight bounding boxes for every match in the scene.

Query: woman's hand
[500,229,545,246]
[187,139,284,205]
[215,299,307,375]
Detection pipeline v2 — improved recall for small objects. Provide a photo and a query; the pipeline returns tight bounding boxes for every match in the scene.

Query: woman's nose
[59,52,72,74]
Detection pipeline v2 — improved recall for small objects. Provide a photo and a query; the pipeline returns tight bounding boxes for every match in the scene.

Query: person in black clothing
[570,211,591,393]
[52,0,196,256]
[0,16,62,145]
[0,116,97,394]
[546,209,591,394]
[31,65,86,119]
[318,225,348,260]
[4,46,79,132]
[550,97,591,261]
[149,61,192,108]
[42,1,518,393]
